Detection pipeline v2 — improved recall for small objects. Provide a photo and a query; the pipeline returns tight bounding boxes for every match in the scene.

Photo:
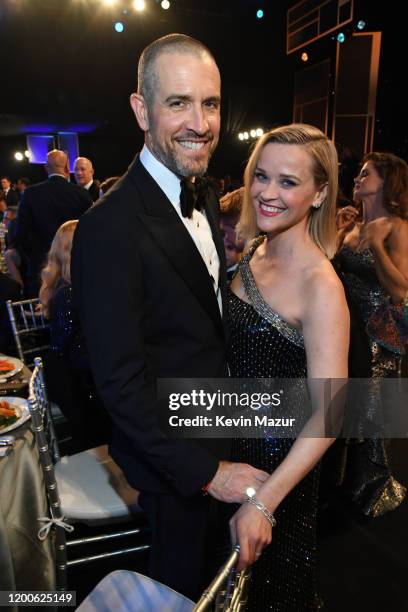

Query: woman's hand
[229,502,273,571]
[336,205,359,230]
[359,217,393,251]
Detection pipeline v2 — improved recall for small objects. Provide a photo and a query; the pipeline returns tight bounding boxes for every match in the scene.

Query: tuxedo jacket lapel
[202,187,228,322]
[128,158,224,336]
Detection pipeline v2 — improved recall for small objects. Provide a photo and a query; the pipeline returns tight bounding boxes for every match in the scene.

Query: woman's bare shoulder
[302,257,346,310]
[390,216,408,233]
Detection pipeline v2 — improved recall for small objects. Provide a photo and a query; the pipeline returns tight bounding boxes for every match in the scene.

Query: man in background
[0,176,19,207]
[74,156,100,202]
[16,150,92,296]
[16,177,31,200]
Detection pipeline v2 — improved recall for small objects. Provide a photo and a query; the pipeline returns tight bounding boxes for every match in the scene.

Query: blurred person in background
[220,187,245,280]
[40,220,111,452]
[335,151,408,517]
[74,156,100,202]
[0,176,19,207]
[16,149,92,296]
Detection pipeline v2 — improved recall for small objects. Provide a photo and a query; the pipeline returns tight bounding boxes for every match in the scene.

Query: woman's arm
[230,270,349,570]
[363,218,408,303]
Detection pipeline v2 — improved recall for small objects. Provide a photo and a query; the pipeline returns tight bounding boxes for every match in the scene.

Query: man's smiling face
[141,51,221,178]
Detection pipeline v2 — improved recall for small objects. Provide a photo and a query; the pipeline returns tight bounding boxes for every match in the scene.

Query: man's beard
[147,132,216,178]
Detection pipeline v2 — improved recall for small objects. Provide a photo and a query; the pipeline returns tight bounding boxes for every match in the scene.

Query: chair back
[29,356,60,462]
[28,356,67,589]
[193,546,251,612]
[6,298,50,366]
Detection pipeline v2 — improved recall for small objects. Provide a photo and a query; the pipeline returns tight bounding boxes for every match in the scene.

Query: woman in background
[227,124,349,610]
[336,152,408,516]
[40,220,110,452]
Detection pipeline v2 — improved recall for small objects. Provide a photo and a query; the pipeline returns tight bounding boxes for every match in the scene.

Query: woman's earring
[312,202,321,209]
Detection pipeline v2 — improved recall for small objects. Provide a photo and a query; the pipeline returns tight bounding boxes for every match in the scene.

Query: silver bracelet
[245,495,277,527]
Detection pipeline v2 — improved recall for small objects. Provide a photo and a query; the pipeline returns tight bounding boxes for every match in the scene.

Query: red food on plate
[0,359,15,375]
[0,400,19,428]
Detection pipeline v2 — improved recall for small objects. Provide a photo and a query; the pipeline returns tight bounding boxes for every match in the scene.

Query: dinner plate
[0,355,24,380]
[0,397,31,434]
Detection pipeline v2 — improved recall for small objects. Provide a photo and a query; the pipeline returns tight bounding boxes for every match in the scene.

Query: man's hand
[207,461,269,503]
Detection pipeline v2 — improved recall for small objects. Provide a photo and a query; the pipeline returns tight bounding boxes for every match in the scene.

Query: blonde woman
[40,220,110,451]
[227,124,349,610]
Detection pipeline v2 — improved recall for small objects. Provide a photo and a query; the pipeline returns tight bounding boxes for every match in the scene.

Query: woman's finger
[236,535,251,572]
[229,517,237,547]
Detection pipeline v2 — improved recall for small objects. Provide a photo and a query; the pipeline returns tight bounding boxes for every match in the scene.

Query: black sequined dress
[226,237,320,611]
[45,281,111,451]
[335,246,406,517]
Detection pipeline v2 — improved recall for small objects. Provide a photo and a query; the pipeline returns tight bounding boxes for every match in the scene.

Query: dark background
[0,0,405,184]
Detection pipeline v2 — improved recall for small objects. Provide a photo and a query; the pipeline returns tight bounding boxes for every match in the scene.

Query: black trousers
[138,490,224,602]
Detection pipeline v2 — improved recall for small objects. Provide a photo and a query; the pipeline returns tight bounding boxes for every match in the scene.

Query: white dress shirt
[140,145,221,312]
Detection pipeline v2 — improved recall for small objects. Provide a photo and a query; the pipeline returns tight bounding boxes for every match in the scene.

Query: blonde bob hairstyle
[238,123,339,259]
[39,219,78,317]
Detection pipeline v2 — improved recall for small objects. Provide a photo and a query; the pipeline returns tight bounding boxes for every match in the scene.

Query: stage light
[243,132,249,140]
[133,0,145,11]
[14,152,24,161]
[256,9,264,19]
[114,21,124,32]
[357,20,366,30]
[256,128,264,137]
[238,133,244,141]
[24,150,30,158]
[337,32,345,43]
[161,0,170,9]
[250,129,256,138]
[301,52,308,62]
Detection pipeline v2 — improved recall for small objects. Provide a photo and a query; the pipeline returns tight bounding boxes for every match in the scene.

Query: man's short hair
[18,177,31,187]
[137,33,215,106]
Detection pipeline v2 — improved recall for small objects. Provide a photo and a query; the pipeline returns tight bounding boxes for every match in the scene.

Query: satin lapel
[203,189,229,334]
[128,157,224,336]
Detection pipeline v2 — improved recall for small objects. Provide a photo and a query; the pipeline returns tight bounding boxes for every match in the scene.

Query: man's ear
[130,93,149,131]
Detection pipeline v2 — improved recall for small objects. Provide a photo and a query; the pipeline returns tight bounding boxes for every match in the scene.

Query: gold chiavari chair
[75,546,250,611]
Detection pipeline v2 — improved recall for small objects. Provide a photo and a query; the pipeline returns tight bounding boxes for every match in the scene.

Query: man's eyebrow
[164,94,191,103]
[164,94,221,104]
[204,95,221,104]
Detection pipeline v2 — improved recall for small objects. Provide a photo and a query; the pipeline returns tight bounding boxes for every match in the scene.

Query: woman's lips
[259,202,286,217]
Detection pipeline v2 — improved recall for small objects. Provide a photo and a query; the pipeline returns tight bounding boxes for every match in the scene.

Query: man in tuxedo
[73,157,100,202]
[71,34,267,600]
[16,177,31,200]
[16,150,92,296]
[0,176,19,207]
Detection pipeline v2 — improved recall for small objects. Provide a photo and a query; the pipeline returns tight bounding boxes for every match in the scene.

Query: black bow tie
[179,178,209,219]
